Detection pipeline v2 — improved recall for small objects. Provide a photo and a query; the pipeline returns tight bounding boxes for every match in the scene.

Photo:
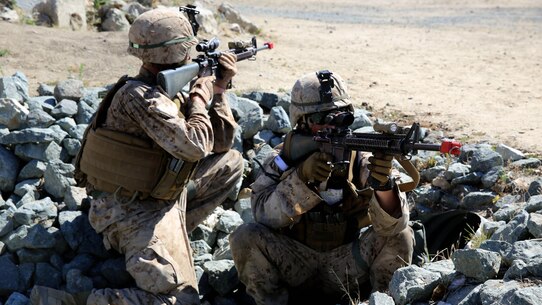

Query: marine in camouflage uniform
[30,8,243,305]
[230,71,414,305]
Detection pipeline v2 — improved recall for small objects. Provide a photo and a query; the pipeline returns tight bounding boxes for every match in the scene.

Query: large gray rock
[50,99,78,119]
[470,148,503,173]
[229,95,264,139]
[216,210,244,234]
[495,143,524,162]
[0,127,65,145]
[389,265,441,305]
[490,210,530,244]
[0,146,20,192]
[452,249,501,282]
[202,259,239,296]
[14,141,62,161]
[265,106,291,134]
[14,197,58,228]
[43,160,76,199]
[525,195,542,213]
[101,8,130,31]
[34,0,87,30]
[0,255,21,296]
[0,98,28,130]
[218,3,260,34]
[0,72,30,102]
[461,191,498,209]
[478,279,520,305]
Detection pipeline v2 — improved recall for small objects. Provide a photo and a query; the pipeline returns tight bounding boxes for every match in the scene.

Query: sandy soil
[1,0,541,154]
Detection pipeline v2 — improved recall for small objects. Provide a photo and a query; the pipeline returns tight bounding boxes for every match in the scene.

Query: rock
[481,166,503,189]
[0,127,65,145]
[43,160,76,199]
[506,240,542,265]
[491,210,530,244]
[525,195,542,213]
[477,279,520,305]
[369,291,394,305]
[34,262,62,289]
[218,3,260,34]
[389,265,441,305]
[0,98,28,130]
[58,211,108,257]
[17,160,47,181]
[23,108,56,128]
[50,99,78,120]
[469,148,503,173]
[194,3,218,35]
[0,146,20,192]
[100,257,133,288]
[228,95,264,139]
[14,141,62,162]
[460,191,497,209]
[527,213,542,238]
[101,8,130,31]
[0,72,30,102]
[510,158,541,169]
[14,198,58,228]
[5,291,30,305]
[66,269,94,293]
[0,255,21,296]
[34,0,87,30]
[265,106,291,134]
[191,240,212,257]
[216,210,244,234]
[452,249,501,282]
[202,260,239,296]
[443,163,472,181]
[495,143,524,162]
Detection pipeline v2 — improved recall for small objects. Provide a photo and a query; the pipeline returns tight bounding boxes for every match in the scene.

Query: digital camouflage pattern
[83,66,242,305]
[229,148,413,305]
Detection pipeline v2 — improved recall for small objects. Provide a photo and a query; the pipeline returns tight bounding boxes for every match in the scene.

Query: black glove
[367,152,394,191]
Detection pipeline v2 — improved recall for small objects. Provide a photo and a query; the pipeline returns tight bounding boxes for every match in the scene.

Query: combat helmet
[128,8,198,64]
[289,70,354,127]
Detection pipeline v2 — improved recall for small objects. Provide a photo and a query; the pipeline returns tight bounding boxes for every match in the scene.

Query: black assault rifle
[157,36,274,98]
[281,117,461,192]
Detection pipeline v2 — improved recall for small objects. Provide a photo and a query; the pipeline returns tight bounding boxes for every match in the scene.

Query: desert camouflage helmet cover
[289,71,354,125]
[128,8,198,64]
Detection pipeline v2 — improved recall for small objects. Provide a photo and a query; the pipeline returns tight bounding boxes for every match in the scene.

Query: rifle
[281,117,461,192]
[157,36,274,98]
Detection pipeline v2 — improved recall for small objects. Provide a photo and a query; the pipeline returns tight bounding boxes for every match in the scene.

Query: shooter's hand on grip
[297,152,333,183]
[214,52,237,90]
[367,152,394,191]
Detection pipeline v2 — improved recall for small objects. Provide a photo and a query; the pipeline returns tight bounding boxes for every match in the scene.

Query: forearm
[208,90,237,152]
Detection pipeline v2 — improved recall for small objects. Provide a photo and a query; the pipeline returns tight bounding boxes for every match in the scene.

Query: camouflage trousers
[86,150,243,305]
[229,222,414,305]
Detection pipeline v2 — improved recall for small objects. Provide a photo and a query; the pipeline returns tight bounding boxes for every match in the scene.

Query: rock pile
[1,71,541,305]
[2,0,260,36]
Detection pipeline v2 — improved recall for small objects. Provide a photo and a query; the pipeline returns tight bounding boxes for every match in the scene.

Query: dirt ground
[1,0,541,154]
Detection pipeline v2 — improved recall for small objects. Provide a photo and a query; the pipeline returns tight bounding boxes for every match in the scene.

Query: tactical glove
[189,76,214,106]
[214,52,238,89]
[367,152,394,191]
[297,152,333,183]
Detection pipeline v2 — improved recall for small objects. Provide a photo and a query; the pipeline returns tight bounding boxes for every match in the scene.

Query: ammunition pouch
[79,128,197,201]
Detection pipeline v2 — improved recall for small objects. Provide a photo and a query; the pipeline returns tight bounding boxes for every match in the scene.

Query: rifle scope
[196,39,220,53]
